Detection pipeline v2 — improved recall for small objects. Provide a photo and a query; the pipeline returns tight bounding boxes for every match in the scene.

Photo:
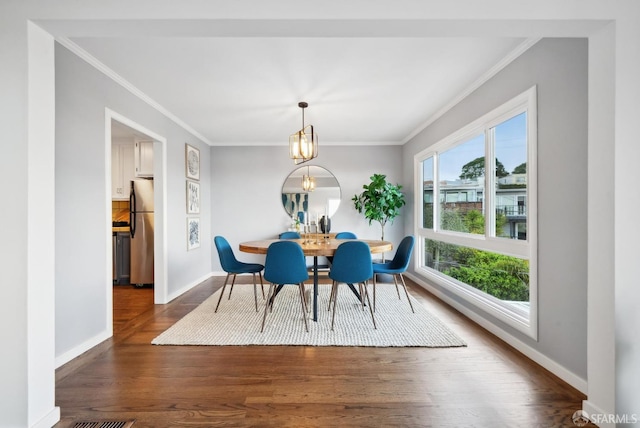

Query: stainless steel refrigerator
[129,178,154,286]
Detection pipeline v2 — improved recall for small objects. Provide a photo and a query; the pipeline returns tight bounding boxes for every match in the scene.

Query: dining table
[239,237,393,321]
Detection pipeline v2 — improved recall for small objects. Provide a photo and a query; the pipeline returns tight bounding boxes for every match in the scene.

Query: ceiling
[62,26,528,147]
[111,120,153,141]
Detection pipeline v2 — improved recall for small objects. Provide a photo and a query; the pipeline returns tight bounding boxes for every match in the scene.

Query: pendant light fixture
[302,166,316,192]
[289,101,318,165]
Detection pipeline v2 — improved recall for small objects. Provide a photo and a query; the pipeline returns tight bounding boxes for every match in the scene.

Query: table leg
[313,256,318,322]
[346,283,361,300]
[268,284,285,307]
[310,261,361,322]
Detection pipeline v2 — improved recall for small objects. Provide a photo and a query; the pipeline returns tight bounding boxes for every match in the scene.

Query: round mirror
[281,165,341,222]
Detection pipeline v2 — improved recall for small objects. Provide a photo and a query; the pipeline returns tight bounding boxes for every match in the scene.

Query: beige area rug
[152,282,466,347]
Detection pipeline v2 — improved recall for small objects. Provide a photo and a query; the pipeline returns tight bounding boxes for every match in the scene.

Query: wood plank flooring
[54,277,588,427]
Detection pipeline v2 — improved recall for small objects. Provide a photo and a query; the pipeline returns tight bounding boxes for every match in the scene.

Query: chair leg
[372,274,377,312]
[357,283,365,311]
[297,282,309,332]
[306,284,311,314]
[228,274,237,299]
[393,275,401,299]
[215,273,231,312]
[362,280,377,329]
[399,274,415,313]
[331,283,339,331]
[328,280,337,311]
[269,285,276,313]
[259,272,265,299]
[330,280,339,311]
[252,273,258,312]
[300,283,307,306]
[261,283,276,332]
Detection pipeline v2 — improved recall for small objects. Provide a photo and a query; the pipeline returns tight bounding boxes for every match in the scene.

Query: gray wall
[210,145,405,269]
[402,38,588,380]
[55,43,212,359]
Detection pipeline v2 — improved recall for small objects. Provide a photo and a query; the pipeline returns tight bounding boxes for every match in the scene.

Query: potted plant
[352,173,406,250]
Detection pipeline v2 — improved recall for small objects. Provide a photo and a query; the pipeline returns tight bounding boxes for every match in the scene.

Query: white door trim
[105,108,169,337]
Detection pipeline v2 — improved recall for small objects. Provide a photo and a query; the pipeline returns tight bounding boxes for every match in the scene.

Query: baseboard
[165,272,215,302]
[406,272,588,394]
[55,329,110,368]
[56,274,218,368]
[31,406,60,428]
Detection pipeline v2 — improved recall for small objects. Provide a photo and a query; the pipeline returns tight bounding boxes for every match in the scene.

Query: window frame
[414,86,538,339]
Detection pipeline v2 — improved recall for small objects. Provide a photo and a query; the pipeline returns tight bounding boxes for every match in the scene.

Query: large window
[415,87,537,338]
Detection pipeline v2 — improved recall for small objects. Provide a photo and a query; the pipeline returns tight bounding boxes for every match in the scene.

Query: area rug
[152,283,466,347]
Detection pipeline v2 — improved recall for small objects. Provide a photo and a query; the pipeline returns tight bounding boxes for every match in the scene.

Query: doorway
[106,109,167,335]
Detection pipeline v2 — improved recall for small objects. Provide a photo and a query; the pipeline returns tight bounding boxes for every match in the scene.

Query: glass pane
[424,238,530,305]
[494,112,528,240]
[422,157,434,229]
[439,134,485,234]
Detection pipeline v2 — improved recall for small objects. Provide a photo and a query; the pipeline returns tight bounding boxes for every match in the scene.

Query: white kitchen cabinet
[111,142,135,200]
[135,140,154,177]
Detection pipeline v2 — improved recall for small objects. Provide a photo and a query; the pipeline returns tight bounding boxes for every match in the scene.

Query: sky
[424,112,527,182]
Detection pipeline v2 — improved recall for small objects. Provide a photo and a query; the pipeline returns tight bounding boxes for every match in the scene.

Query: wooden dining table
[239,238,393,321]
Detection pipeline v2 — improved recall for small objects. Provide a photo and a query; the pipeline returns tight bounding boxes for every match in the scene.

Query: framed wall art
[187,217,200,250]
[186,180,200,214]
[185,143,200,180]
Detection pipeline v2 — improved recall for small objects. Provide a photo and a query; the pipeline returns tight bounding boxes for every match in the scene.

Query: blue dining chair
[261,241,310,332]
[372,235,415,313]
[328,241,376,331]
[279,231,301,239]
[214,236,265,312]
[327,232,358,266]
[335,231,357,239]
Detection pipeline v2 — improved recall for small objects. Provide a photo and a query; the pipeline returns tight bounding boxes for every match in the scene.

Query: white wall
[210,145,405,270]
[403,39,589,382]
[27,22,60,428]
[0,7,62,426]
[613,3,640,421]
[0,10,30,427]
[585,23,616,421]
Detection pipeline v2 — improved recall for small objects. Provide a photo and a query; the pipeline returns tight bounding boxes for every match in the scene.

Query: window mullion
[433,153,440,232]
[485,127,496,237]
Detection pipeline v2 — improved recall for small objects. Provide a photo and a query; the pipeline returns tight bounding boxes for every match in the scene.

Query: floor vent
[72,421,135,428]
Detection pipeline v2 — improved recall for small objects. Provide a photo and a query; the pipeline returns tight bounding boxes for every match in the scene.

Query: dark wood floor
[54,277,587,427]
